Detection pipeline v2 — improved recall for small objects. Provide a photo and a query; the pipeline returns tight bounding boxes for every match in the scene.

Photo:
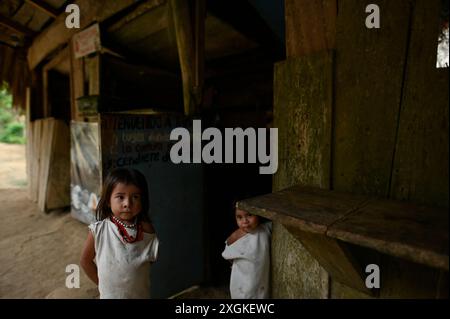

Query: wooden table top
[238,186,449,270]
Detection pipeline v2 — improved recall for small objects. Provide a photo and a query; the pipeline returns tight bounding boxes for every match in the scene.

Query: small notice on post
[73,23,101,59]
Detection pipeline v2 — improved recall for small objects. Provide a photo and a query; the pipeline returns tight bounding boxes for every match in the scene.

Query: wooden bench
[237,186,448,294]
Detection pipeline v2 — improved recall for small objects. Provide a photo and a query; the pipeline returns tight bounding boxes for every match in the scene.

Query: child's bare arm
[80,232,99,285]
[141,221,155,234]
[226,228,247,245]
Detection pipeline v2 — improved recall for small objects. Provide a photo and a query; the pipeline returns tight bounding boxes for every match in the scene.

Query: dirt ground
[0,143,27,189]
[0,188,100,298]
[0,143,228,299]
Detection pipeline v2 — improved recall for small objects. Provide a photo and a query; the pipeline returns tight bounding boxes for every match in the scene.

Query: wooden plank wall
[26,121,33,199]
[390,0,449,208]
[274,54,333,192]
[383,0,449,298]
[276,0,448,299]
[333,0,411,196]
[38,118,55,210]
[27,118,70,212]
[30,119,43,202]
[273,0,336,299]
[44,120,71,211]
[332,0,447,299]
[330,0,410,298]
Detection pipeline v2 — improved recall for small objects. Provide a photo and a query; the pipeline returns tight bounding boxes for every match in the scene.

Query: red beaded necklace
[110,216,143,243]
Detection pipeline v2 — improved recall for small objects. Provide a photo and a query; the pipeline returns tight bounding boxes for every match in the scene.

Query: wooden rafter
[0,32,19,47]
[28,0,136,70]
[0,15,34,37]
[25,0,59,18]
[106,0,166,33]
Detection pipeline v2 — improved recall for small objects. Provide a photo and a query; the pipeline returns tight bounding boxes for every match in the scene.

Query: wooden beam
[169,0,205,116]
[27,0,136,70]
[25,0,59,18]
[327,199,449,271]
[0,15,35,37]
[285,226,374,295]
[43,46,70,71]
[106,0,167,33]
[239,185,449,271]
[169,0,196,116]
[0,32,19,48]
[106,2,169,51]
[193,0,205,106]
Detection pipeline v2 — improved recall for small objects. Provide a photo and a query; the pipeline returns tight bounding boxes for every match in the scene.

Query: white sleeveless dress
[88,219,159,299]
[222,222,272,299]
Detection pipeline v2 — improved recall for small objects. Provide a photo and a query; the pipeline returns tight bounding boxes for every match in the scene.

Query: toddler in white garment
[80,168,159,299]
[222,208,272,299]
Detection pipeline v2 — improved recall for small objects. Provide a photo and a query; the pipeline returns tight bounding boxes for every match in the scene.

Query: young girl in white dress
[222,207,272,299]
[80,168,159,299]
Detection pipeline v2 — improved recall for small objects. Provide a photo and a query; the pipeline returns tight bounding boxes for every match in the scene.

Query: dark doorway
[47,70,71,123]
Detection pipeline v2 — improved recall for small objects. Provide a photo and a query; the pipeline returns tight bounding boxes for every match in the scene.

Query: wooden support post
[274,0,338,298]
[85,55,100,96]
[70,38,85,121]
[42,69,49,117]
[106,0,167,34]
[169,0,204,116]
[25,87,32,199]
[169,0,195,116]
[193,0,205,106]
[285,226,374,296]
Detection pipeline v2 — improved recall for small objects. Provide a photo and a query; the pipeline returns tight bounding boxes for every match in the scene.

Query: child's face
[109,182,142,223]
[235,209,259,233]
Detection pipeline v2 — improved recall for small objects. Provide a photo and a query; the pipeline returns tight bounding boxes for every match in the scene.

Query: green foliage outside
[0,84,26,144]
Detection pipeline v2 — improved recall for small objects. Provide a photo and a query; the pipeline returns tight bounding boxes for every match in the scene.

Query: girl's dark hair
[231,196,270,224]
[96,168,151,223]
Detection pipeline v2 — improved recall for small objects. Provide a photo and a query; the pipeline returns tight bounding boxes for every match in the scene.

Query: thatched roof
[0,44,28,110]
[0,0,68,109]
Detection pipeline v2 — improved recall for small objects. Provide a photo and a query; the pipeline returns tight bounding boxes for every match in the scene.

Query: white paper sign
[73,23,101,59]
